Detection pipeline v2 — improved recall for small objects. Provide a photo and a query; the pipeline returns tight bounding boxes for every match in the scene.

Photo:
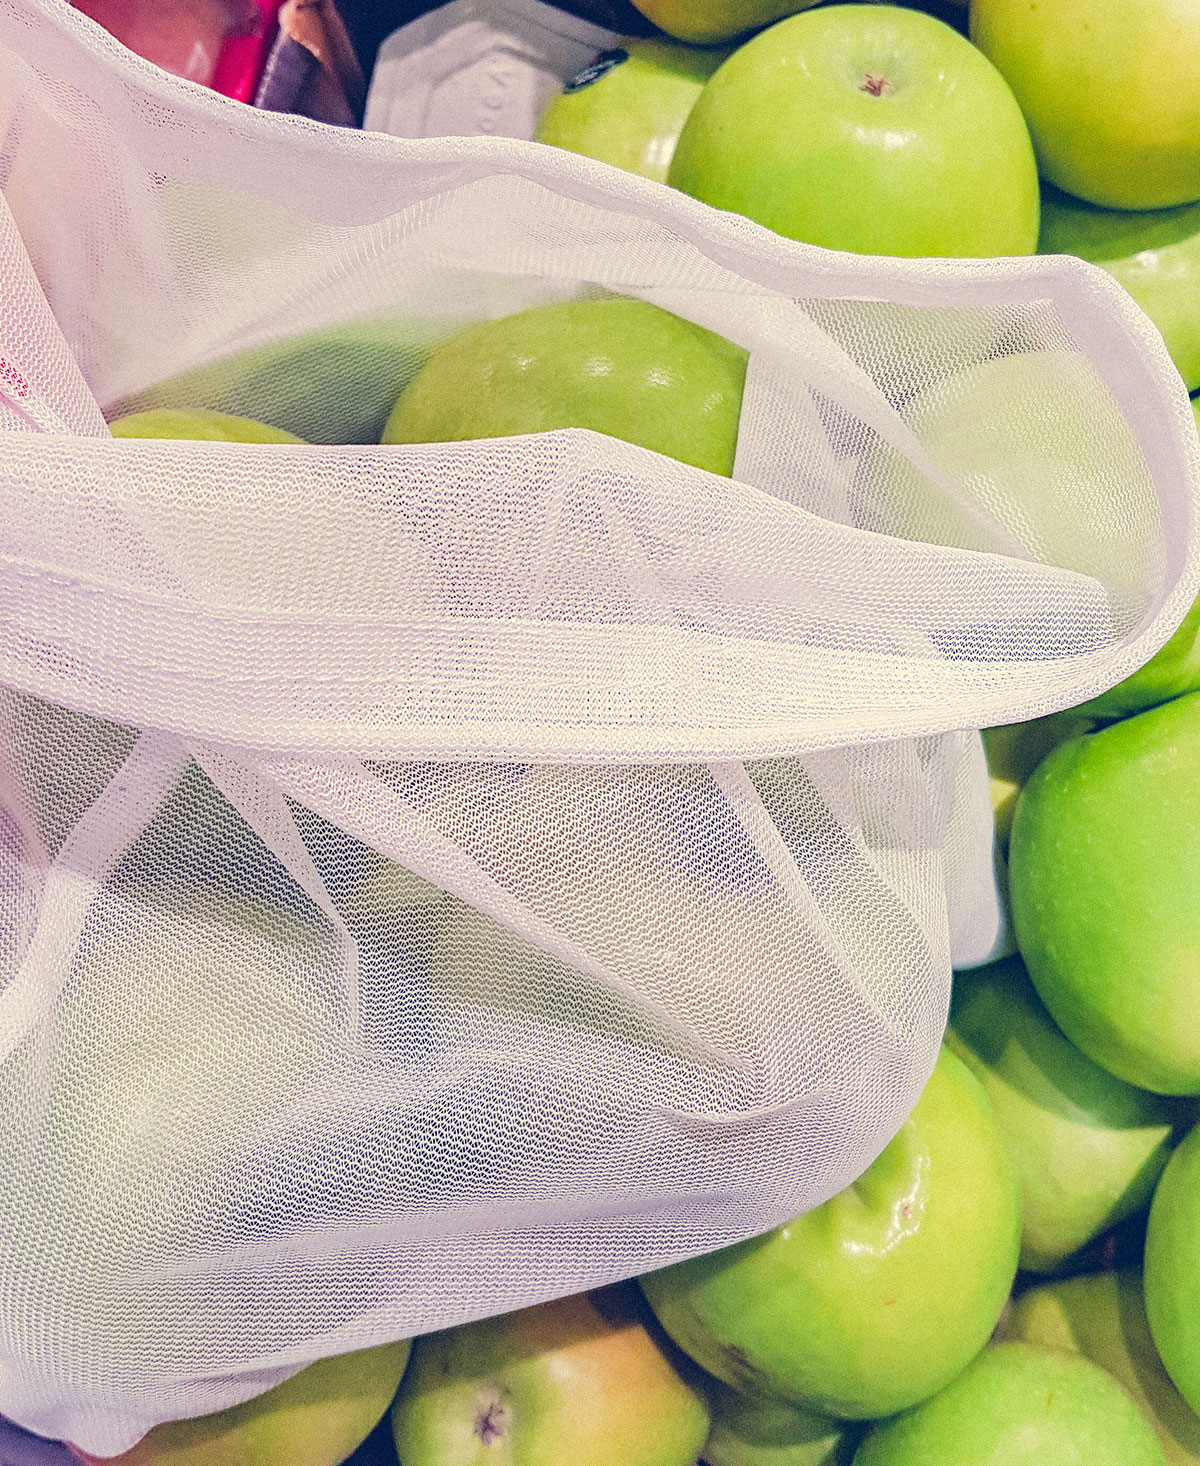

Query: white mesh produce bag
[2,0,1200,1451]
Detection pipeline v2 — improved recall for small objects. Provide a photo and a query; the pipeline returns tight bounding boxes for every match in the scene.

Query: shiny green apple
[109,408,305,442]
[971,0,1200,210]
[668,6,1039,258]
[1071,399,1200,721]
[1003,1270,1200,1465]
[853,1342,1167,1465]
[1078,594,1200,722]
[983,713,1097,957]
[534,41,727,185]
[1041,187,1200,393]
[68,1343,411,1466]
[626,0,816,46]
[881,348,1159,593]
[639,1047,1020,1420]
[389,1284,710,1466]
[701,1383,855,1466]
[107,400,441,611]
[1010,693,1200,1094]
[983,713,1098,854]
[115,313,454,445]
[948,956,1184,1273]
[1147,1122,1200,1416]
[382,296,746,475]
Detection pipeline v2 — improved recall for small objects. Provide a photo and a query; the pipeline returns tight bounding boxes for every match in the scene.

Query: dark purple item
[0,1419,75,1466]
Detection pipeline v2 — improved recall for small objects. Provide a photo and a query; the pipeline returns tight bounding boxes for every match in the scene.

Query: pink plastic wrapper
[71,0,278,94]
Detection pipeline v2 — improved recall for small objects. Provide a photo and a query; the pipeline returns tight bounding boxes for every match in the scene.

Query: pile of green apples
[536,0,1200,398]
[99,377,1200,1463]
[73,0,1200,1462]
[61,1005,1200,1466]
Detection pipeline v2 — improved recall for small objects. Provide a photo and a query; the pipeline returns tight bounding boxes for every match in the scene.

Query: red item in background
[71,0,278,96]
[212,0,286,100]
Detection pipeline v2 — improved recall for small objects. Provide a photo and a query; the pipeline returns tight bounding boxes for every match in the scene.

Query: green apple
[1009,693,1200,1094]
[1002,1270,1200,1465]
[1147,1122,1200,1416]
[34,764,340,1230]
[1077,598,1200,722]
[668,6,1039,258]
[1068,400,1200,721]
[853,1341,1167,1465]
[114,313,462,445]
[1041,187,1200,393]
[701,1382,856,1466]
[0,685,138,853]
[626,0,816,46]
[107,402,440,610]
[342,850,446,926]
[983,713,1098,854]
[948,956,1185,1274]
[68,1343,412,1466]
[971,0,1200,210]
[880,348,1159,594]
[109,408,305,442]
[336,848,451,1029]
[534,41,728,185]
[389,1284,711,1466]
[381,296,746,475]
[639,1047,1020,1420]
[416,764,778,1061]
[49,869,334,1203]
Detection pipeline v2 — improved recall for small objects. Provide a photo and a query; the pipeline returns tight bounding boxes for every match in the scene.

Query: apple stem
[859,73,894,98]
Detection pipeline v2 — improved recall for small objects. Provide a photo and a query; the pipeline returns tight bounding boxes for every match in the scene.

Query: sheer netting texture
[1,0,1199,1451]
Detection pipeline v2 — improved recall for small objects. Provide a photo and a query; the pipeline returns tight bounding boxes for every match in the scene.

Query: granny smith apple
[68,1343,411,1466]
[107,400,440,611]
[1078,598,1200,722]
[1146,1121,1200,1416]
[853,1341,1167,1466]
[335,847,450,1033]
[50,864,333,1200]
[1009,693,1200,1094]
[1003,1270,1200,1465]
[110,408,305,442]
[948,394,1200,726]
[668,6,1039,258]
[39,761,340,1227]
[983,713,1098,854]
[1042,186,1200,393]
[382,296,746,475]
[418,772,779,1065]
[639,1047,1020,1420]
[702,1382,855,1466]
[898,347,1159,590]
[1067,399,1200,721]
[389,1284,710,1466]
[116,313,462,445]
[0,686,137,854]
[342,850,446,927]
[971,0,1200,210]
[534,41,728,185]
[626,0,816,46]
[948,956,1185,1273]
